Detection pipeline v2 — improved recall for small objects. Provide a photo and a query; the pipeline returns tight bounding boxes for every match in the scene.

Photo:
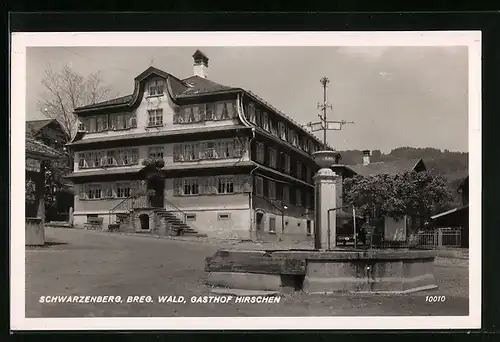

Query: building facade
[26,119,67,151]
[66,50,322,240]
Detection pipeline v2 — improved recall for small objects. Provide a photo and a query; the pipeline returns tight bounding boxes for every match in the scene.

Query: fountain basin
[205,248,438,294]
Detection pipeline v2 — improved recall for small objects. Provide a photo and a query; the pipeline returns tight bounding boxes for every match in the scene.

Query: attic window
[149,79,165,96]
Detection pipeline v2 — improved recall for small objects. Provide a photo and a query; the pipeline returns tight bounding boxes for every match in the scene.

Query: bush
[143,157,165,169]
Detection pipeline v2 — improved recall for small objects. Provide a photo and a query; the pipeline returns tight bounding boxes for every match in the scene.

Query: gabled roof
[26,119,59,134]
[76,94,134,111]
[26,137,62,160]
[72,65,325,148]
[346,158,425,177]
[458,175,469,191]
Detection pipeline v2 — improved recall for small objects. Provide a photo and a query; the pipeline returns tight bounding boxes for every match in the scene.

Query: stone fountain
[205,150,438,294]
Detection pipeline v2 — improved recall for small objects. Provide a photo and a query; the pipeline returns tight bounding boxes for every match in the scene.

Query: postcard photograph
[11,31,481,330]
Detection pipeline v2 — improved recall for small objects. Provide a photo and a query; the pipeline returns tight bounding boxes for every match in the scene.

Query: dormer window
[78,120,87,131]
[291,130,298,147]
[255,108,261,126]
[270,119,277,136]
[307,141,315,153]
[149,79,165,96]
[248,103,256,123]
[278,122,286,140]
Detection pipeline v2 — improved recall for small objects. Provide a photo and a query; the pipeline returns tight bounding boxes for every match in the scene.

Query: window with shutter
[117,115,125,130]
[221,103,230,119]
[296,189,302,206]
[173,179,183,196]
[269,148,277,168]
[234,176,242,193]
[256,142,265,163]
[248,103,256,123]
[203,142,214,159]
[296,161,302,179]
[205,103,215,120]
[78,184,87,200]
[268,181,276,199]
[173,144,183,161]
[282,186,290,204]
[78,153,86,169]
[206,177,217,194]
[255,176,264,197]
[262,112,269,131]
[284,154,291,174]
[255,109,261,126]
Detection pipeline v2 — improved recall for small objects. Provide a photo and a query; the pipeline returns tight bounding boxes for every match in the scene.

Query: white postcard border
[10,31,482,331]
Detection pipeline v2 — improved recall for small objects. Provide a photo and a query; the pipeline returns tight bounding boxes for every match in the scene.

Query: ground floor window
[87,184,102,199]
[218,177,234,194]
[78,181,138,200]
[269,217,276,233]
[255,176,264,197]
[183,178,199,195]
[268,181,276,200]
[117,182,132,198]
[174,176,242,196]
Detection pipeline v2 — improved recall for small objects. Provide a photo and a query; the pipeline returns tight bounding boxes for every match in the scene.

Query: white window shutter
[173,179,182,196]
[234,176,242,193]
[78,184,85,200]
[198,177,206,195]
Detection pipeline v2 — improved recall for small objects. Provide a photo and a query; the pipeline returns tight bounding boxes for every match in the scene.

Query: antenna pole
[308,76,353,150]
[321,77,329,150]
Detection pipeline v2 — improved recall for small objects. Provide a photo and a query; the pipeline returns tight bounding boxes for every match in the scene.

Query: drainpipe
[248,127,258,240]
[236,92,259,240]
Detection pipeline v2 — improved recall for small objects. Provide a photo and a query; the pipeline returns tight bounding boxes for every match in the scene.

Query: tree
[38,64,113,141]
[344,171,453,224]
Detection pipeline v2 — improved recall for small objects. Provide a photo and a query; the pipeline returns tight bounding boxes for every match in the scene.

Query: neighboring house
[65,50,322,240]
[26,118,74,221]
[26,119,67,151]
[331,150,427,241]
[26,137,62,218]
[430,175,469,247]
[26,137,63,246]
[332,150,426,208]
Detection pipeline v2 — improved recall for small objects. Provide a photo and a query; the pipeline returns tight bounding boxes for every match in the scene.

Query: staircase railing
[164,199,188,223]
[108,195,135,225]
[108,194,198,232]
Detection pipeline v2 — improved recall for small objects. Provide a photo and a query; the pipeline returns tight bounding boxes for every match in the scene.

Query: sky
[26,46,469,153]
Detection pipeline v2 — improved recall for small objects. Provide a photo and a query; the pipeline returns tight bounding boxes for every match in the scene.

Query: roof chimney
[362,150,371,165]
[193,50,209,78]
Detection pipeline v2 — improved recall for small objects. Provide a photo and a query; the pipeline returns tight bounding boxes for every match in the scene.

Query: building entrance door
[147,176,164,208]
[255,211,264,239]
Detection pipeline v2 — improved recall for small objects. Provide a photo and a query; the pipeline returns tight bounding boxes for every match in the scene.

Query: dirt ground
[24,228,469,317]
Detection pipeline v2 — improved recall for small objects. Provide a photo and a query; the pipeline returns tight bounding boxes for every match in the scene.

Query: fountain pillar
[313,151,340,250]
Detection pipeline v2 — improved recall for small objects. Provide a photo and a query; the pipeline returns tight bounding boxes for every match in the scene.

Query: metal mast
[305,77,354,150]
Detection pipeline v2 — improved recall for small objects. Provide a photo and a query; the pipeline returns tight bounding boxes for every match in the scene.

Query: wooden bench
[84,217,103,230]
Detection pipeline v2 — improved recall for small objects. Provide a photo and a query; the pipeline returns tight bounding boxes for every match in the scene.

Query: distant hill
[338,147,468,207]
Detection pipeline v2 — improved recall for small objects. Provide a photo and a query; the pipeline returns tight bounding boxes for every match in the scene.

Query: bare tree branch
[37,63,114,141]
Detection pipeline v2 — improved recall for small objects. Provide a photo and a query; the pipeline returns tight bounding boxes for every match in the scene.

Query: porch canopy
[430,204,469,228]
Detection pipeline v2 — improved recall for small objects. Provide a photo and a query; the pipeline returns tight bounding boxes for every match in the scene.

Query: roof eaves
[242,90,331,150]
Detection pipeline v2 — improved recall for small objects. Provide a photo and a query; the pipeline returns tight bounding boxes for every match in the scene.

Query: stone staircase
[108,195,204,237]
[158,210,203,236]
